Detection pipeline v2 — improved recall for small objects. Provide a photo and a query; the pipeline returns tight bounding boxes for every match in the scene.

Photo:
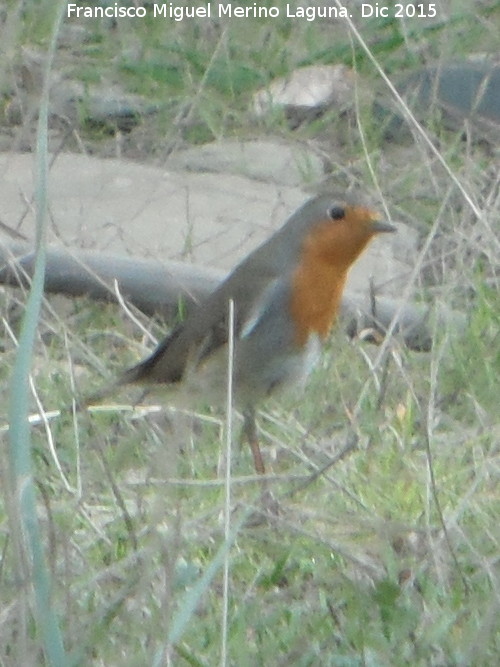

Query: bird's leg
[242,407,280,520]
[242,407,266,475]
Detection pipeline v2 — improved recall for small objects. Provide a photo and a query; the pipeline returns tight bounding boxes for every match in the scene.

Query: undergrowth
[1,1,499,665]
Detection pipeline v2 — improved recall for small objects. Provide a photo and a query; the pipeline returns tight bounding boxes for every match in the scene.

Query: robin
[94,194,395,473]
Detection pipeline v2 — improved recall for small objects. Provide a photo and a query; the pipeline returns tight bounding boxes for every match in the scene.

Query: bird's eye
[328,205,345,220]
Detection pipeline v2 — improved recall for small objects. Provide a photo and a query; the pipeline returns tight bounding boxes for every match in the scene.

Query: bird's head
[301,201,395,269]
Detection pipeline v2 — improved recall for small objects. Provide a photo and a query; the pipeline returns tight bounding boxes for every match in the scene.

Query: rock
[7,49,157,132]
[253,64,356,125]
[58,24,93,47]
[346,223,417,297]
[377,61,500,144]
[0,153,305,270]
[82,87,159,131]
[166,139,324,186]
[0,152,414,299]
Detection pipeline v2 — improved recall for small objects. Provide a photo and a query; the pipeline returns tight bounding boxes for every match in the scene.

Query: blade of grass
[7,2,68,665]
[221,298,235,667]
[153,512,248,666]
[336,0,483,222]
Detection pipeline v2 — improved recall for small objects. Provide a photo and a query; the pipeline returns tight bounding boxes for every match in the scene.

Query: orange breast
[289,259,348,347]
[288,209,380,347]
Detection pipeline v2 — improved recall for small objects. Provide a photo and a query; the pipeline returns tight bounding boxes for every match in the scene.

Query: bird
[102,193,396,473]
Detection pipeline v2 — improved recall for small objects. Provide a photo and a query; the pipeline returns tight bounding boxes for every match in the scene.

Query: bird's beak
[372,219,396,234]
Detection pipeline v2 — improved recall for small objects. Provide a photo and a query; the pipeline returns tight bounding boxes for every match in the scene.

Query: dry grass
[1,2,499,665]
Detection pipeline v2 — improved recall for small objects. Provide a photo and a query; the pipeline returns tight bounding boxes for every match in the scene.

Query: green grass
[1,2,499,665]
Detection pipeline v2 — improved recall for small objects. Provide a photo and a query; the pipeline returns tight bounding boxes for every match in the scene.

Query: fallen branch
[0,241,465,351]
